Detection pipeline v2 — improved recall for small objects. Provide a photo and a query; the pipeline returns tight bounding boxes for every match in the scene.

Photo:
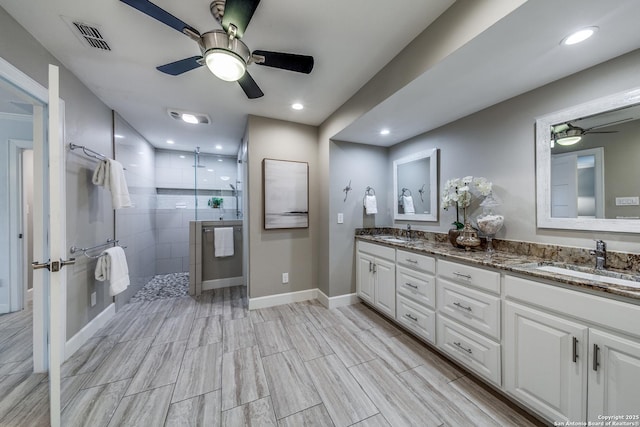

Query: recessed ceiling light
[562,27,598,45]
[115,134,124,139]
[218,159,223,162]
[380,129,390,135]
[167,140,175,144]
[215,145,222,150]
[207,169,214,172]
[220,176,230,181]
[291,103,304,110]
[182,113,199,124]
[138,151,144,155]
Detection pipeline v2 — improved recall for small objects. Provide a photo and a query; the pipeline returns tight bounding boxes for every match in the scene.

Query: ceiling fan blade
[238,72,264,99]
[120,0,200,37]
[157,56,203,76]
[586,130,618,134]
[221,0,260,39]
[253,50,314,74]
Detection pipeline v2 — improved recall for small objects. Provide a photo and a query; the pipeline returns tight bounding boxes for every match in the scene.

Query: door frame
[0,57,67,371]
[8,138,33,313]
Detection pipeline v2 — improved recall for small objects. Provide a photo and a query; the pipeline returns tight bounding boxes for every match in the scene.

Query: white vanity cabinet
[436,260,502,385]
[504,275,640,423]
[396,249,436,343]
[356,241,396,318]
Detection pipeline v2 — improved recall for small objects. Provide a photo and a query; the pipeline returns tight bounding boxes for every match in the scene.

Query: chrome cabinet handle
[593,344,600,371]
[453,341,472,354]
[369,261,372,272]
[406,259,418,264]
[453,302,472,312]
[373,264,377,274]
[453,272,472,280]
[405,283,418,289]
[572,337,578,363]
[405,313,418,321]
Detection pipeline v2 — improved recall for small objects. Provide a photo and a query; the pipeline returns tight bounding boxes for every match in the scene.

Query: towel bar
[70,238,127,259]
[203,227,242,233]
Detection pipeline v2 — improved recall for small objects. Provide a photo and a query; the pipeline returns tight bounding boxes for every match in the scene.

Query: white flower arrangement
[441,176,493,210]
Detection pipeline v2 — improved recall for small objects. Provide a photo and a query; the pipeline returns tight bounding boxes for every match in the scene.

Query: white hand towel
[402,195,415,214]
[364,195,378,215]
[215,227,234,257]
[95,246,130,296]
[92,159,132,209]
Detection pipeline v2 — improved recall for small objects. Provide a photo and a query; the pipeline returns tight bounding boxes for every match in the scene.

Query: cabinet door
[504,301,588,422]
[356,252,375,304]
[588,329,640,421]
[374,257,395,318]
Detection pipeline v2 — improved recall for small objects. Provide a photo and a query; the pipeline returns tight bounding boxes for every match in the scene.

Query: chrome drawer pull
[453,272,472,279]
[405,283,418,289]
[593,344,600,371]
[406,259,418,264]
[572,337,578,363]
[405,313,418,321]
[453,341,473,354]
[453,302,472,312]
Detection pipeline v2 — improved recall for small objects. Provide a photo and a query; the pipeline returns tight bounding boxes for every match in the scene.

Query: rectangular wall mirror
[393,148,439,222]
[536,87,640,232]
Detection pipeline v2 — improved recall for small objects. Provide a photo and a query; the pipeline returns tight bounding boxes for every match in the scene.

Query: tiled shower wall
[114,113,157,309]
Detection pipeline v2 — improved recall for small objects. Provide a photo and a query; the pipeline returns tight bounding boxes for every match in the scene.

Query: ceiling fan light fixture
[205,49,246,81]
[556,136,582,146]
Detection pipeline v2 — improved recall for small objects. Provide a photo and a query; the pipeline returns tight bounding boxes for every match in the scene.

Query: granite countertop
[356,234,640,302]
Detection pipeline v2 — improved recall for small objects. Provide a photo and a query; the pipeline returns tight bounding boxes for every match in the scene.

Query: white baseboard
[248,289,318,310]
[317,290,359,309]
[65,303,115,360]
[202,277,244,291]
[248,288,359,310]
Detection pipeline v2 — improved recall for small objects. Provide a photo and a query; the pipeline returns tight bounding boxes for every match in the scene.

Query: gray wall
[329,140,391,296]
[388,48,640,253]
[247,115,318,299]
[114,113,156,309]
[0,7,115,338]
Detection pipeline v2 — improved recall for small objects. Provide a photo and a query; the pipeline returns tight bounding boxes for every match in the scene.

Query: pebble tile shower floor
[129,272,189,303]
[0,286,544,426]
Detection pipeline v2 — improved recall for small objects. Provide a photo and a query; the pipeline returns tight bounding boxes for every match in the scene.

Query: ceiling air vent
[73,22,111,51]
[62,16,111,51]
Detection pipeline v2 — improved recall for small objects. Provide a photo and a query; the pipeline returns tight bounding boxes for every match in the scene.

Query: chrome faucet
[590,240,607,270]
[406,224,412,241]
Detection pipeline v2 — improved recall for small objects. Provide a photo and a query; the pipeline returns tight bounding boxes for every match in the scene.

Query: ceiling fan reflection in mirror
[120,0,315,99]
[551,120,625,146]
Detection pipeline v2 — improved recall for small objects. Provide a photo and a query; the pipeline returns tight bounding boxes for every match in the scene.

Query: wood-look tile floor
[0,286,545,426]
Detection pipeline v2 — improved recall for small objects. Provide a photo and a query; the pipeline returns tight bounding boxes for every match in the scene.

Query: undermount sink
[521,262,640,289]
[374,235,407,244]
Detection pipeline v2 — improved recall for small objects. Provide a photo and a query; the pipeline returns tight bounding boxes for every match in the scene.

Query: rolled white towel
[402,196,415,214]
[364,195,378,215]
[95,246,130,296]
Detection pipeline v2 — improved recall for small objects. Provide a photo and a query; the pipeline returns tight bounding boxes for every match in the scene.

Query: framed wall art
[263,158,309,229]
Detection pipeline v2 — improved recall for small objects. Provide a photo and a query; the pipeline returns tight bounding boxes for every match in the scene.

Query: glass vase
[456,207,481,250]
[476,193,504,254]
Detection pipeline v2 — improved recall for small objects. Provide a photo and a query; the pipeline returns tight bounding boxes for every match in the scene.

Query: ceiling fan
[551,120,625,146]
[120,0,315,99]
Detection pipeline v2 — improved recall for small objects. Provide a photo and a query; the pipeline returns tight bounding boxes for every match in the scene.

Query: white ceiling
[0,0,453,155]
[335,0,640,146]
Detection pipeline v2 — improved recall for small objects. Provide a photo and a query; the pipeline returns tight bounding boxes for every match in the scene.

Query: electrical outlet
[616,196,639,206]
[337,213,344,224]
[90,292,96,307]
[282,272,289,284]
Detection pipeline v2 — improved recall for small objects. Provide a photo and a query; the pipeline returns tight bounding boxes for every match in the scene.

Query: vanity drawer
[437,260,500,294]
[397,266,435,309]
[358,240,395,261]
[396,295,435,344]
[397,250,436,274]
[437,315,501,385]
[437,279,501,339]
